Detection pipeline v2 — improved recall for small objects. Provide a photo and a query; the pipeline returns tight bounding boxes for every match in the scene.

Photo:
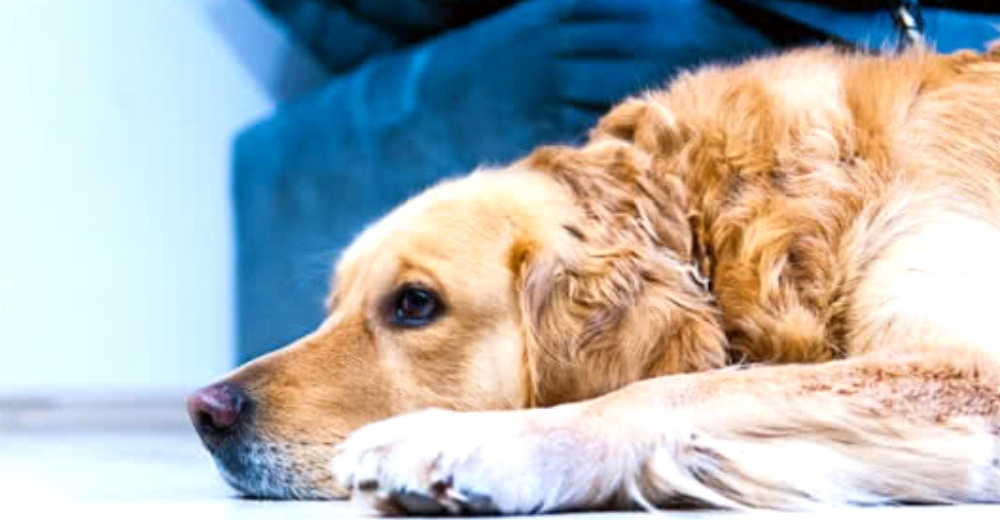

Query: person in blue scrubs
[235,0,1000,362]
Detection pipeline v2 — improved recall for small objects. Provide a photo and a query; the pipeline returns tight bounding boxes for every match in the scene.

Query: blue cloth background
[235,0,1000,362]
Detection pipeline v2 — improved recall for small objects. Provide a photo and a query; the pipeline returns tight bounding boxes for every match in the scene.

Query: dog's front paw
[330,409,505,514]
[330,406,629,515]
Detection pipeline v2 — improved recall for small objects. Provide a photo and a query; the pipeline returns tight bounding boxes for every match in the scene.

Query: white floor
[0,427,997,519]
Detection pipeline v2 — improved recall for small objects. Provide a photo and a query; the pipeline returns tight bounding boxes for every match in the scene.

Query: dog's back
[597,46,1000,367]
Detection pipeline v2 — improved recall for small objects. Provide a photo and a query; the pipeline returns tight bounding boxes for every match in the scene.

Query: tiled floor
[0,427,997,519]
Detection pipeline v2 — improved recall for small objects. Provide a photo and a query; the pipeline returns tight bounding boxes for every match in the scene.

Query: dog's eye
[392,286,442,328]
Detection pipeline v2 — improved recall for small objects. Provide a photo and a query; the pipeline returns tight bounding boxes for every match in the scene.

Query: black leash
[891,0,925,50]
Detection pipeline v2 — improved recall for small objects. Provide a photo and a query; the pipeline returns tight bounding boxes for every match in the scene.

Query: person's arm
[254,0,520,72]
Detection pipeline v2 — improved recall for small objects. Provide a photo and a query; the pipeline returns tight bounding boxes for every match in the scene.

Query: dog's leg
[330,355,1000,514]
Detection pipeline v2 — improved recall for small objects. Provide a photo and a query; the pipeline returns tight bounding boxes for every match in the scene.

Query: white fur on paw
[330,407,624,515]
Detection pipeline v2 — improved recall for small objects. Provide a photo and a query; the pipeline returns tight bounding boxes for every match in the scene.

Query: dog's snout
[188,382,248,444]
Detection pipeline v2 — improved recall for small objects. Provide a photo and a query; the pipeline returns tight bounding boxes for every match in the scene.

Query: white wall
[0,0,325,393]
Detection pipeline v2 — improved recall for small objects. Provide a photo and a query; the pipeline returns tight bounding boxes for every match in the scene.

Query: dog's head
[189,135,727,498]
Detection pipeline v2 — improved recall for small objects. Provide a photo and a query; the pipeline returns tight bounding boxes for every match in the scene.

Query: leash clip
[892,0,925,50]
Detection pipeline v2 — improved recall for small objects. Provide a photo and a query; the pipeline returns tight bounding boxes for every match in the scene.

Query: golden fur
[203,46,1000,510]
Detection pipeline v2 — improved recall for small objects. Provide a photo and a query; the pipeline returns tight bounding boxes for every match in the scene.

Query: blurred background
[1,0,999,512]
[0,0,328,412]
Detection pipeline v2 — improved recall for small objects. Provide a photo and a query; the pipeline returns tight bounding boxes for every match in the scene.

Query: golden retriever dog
[188,45,1000,513]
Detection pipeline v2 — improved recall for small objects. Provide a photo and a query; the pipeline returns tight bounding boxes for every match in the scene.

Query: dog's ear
[512,142,727,407]
[590,96,686,156]
[987,38,1000,58]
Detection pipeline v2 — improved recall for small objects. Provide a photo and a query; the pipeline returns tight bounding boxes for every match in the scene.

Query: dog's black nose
[188,382,247,445]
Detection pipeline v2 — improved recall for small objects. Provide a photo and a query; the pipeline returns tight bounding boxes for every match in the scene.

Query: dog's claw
[356,479,378,492]
[379,486,498,516]
[454,488,498,514]
[385,490,450,515]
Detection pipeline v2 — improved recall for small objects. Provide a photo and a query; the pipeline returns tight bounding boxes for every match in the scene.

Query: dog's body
[191,46,1000,512]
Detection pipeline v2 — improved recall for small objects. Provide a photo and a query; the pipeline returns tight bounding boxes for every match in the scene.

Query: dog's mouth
[208,434,346,500]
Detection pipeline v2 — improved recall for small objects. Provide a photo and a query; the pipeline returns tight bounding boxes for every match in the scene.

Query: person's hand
[399,0,778,159]
[240,0,780,190]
